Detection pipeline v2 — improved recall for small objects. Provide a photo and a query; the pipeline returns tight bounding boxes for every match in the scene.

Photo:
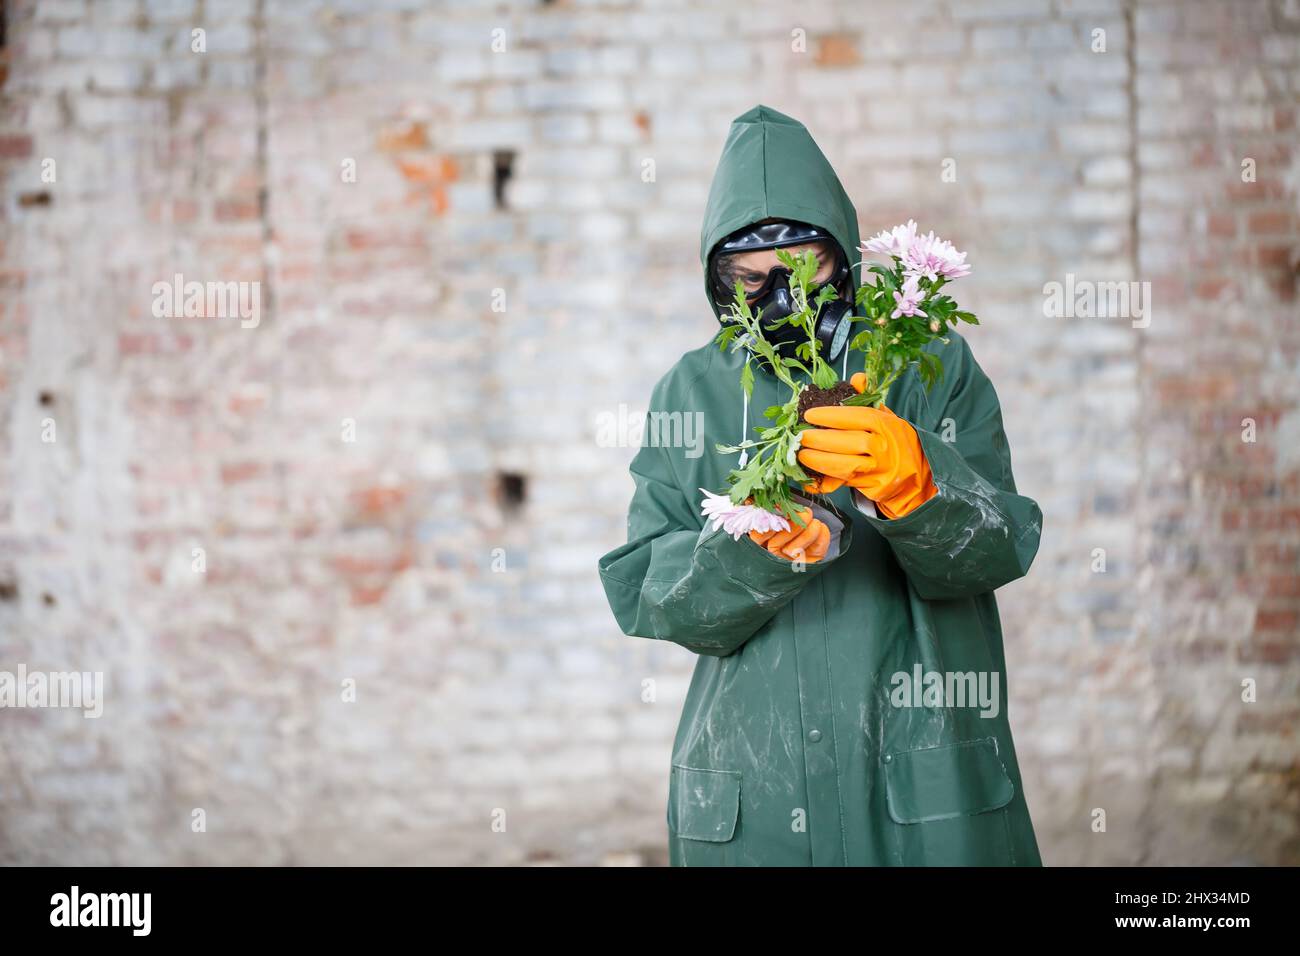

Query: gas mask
[741,265,854,361]
[709,220,854,361]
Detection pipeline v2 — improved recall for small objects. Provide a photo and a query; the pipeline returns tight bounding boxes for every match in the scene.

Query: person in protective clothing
[597,105,1044,866]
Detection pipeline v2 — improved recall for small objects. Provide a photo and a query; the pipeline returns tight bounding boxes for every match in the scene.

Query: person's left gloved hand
[748,506,832,563]
[797,380,938,519]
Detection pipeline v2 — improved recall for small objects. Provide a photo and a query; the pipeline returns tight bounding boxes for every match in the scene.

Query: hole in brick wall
[18,191,52,208]
[42,592,56,607]
[0,577,16,602]
[38,390,53,406]
[496,471,527,511]
[492,149,515,210]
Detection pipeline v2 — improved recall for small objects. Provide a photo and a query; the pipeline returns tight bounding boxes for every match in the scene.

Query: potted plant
[700,221,980,538]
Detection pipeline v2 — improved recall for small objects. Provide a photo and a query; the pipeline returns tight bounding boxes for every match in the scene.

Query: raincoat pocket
[879,736,1020,865]
[882,737,1014,824]
[667,765,741,843]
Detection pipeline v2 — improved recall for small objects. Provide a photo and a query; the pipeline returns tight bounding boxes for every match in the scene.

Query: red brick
[1206,213,1236,238]
[1194,276,1235,299]
[0,134,33,158]
[350,584,389,606]
[1255,244,1295,268]
[331,549,413,576]
[396,154,458,184]
[377,120,427,152]
[815,35,859,67]
[353,485,408,517]
[1248,210,1294,234]
[214,196,260,222]
[1240,641,1299,664]
[147,199,199,224]
[1266,576,1300,598]
[220,461,264,484]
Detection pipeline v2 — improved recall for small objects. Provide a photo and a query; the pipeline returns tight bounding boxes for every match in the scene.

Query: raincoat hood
[700,105,863,322]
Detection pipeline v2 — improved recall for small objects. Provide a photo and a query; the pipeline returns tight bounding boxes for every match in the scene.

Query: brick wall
[0,0,1296,865]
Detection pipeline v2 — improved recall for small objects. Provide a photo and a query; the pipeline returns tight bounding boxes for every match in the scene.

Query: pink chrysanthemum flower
[901,230,971,282]
[861,219,919,258]
[891,275,927,319]
[699,488,791,540]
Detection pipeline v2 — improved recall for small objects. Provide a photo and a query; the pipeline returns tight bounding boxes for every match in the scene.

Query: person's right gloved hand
[796,373,938,519]
[800,372,869,496]
[747,506,831,563]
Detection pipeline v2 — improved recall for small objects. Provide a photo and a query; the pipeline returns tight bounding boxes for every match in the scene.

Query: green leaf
[729,472,758,503]
[715,324,739,351]
[740,361,754,399]
[812,362,838,389]
[868,264,898,290]
[927,296,954,318]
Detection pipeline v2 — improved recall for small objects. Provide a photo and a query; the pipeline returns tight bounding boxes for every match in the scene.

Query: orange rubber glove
[797,374,938,519]
[748,506,831,563]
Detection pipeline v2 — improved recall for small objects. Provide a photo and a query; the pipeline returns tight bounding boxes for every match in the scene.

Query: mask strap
[738,375,750,467]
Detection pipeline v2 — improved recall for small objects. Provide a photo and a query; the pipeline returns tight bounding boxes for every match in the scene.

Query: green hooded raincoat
[597,105,1045,866]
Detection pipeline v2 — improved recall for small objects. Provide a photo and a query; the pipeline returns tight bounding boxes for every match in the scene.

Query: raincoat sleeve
[598,381,851,658]
[854,336,1042,601]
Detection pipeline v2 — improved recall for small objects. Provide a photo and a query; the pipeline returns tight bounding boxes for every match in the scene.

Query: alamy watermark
[890,664,1000,719]
[1042,273,1151,328]
[50,886,150,936]
[151,273,261,328]
[596,404,705,459]
[0,664,103,718]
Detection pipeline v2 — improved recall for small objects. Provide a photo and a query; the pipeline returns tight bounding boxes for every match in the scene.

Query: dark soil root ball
[797,382,857,425]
